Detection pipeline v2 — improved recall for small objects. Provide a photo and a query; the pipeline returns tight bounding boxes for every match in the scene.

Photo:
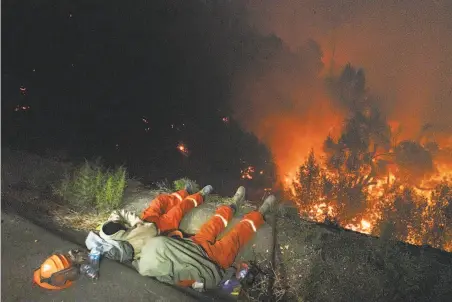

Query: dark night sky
[4,0,451,194]
[1,0,276,195]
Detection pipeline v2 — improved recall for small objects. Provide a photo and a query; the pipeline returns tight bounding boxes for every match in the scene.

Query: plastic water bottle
[80,263,98,279]
[237,263,249,280]
[89,248,101,271]
[238,268,248,280]
[81,248,101,279]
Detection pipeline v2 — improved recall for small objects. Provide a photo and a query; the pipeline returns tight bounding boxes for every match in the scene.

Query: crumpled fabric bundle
[85,231,134,262]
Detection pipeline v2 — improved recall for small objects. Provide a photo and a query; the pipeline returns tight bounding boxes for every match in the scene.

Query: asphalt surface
[1,212,218,302]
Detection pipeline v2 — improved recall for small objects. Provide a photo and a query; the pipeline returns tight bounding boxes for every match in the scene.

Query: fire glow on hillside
[280,119,452,252]
[232,52,452,252]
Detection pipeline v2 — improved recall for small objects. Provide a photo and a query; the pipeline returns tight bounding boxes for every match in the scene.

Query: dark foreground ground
[1,211,220,302]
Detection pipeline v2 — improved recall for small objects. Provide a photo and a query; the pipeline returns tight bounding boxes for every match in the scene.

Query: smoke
[231,37,344,179]
[230,0,452,178]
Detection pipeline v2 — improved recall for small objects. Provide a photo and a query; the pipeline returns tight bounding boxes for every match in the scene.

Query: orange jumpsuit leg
[191,205,234,244]
[140,190,189,225]
[154,192,205,232]
[192,209,264,269]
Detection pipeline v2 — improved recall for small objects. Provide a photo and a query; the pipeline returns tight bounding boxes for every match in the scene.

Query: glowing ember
[142,117,150,132]
[306,202,337,222]
[14,105,30,111]
[345,219,373,234]
[177,142,189,156]
[241,166,255,179]
[361,219,371,229]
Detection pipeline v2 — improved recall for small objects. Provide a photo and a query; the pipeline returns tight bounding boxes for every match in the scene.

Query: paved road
[1,212,217,302]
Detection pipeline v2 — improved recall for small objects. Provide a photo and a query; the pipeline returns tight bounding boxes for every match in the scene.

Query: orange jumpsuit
[140,190,264,270]
[140,190,202,233]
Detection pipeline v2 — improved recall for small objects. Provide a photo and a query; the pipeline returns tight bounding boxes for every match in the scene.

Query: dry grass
[2,148,120,232]
[50,205,111,231]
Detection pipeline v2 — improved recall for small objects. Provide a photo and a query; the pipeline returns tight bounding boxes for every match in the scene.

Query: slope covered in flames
[284,64,452,253]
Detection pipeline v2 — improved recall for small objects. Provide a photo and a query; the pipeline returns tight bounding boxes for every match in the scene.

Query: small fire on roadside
[177,142,189,157]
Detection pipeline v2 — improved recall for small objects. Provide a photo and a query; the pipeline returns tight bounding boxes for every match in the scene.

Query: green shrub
[53,160,127,211]
[173,177,200,193]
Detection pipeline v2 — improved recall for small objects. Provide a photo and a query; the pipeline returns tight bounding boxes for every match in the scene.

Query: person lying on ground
[134,186,278,292]
[85,183,213,262]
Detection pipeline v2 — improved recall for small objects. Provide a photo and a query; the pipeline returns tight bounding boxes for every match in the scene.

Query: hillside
[2,148,452,301]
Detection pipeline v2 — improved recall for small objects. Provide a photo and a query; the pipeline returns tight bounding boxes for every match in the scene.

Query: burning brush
[177,142,190,157]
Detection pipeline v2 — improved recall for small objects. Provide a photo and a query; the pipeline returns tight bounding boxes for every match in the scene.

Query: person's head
[102,221,128,235]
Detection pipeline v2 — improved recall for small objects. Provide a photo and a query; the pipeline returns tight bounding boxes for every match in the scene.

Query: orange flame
[241,166,255,180]
[177,142,189,156]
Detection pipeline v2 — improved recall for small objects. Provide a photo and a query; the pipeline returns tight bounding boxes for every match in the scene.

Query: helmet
[33,254,79,290]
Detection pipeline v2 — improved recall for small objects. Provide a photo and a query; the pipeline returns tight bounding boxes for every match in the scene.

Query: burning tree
[424,183,452,249]
[292,150,323,208]
[394,141,435,185]
[287,64,452,252]
[377,187,426,244]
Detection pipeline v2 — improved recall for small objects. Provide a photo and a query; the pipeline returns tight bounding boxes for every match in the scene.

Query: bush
[53,160,127,211]
[173,177,200,193]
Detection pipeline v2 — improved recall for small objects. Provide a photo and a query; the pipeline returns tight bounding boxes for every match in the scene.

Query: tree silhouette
[293,149,324,209]
[394,141,435,185]
[321,65,395,223]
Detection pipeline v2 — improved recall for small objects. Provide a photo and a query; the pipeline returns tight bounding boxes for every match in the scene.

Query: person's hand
[108,210,121,222]
[192,281,205,292]
[134,221,159,236]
